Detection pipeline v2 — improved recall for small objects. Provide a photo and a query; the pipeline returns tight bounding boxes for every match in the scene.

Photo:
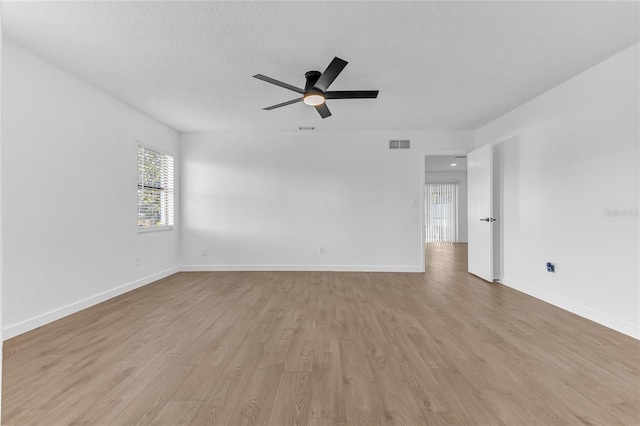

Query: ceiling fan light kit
[303,93,325,106]
[254,57,379,119]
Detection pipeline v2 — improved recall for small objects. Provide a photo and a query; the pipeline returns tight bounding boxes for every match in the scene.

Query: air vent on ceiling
[389,140,410,149]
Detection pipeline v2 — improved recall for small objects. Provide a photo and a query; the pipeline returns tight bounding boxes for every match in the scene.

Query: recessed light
[451,163,457,167]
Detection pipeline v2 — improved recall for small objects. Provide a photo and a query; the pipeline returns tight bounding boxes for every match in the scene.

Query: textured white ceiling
[3,1,638,133]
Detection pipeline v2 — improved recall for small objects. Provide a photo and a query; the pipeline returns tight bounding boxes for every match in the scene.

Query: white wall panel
[180,131,474,271]
[2,41,180,338]
[477,44,639,338]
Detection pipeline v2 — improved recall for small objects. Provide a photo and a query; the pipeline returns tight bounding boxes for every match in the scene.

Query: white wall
[425,170,468,242]
[0,14,4,418]
[2,41,180,339]
[476,43,639,338]
[180,131,473,272]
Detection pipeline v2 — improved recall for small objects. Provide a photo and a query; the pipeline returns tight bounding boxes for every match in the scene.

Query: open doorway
[420,153,469,272]
[423,154,469,274]
[424,155,468,243]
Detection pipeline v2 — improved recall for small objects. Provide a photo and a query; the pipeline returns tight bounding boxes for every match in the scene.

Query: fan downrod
[304,71,322,92]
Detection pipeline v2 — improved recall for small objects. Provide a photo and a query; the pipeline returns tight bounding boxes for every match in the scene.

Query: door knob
[479,218,497,222]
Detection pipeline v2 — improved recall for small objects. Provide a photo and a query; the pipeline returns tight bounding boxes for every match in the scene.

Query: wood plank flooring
[3,244,639,425]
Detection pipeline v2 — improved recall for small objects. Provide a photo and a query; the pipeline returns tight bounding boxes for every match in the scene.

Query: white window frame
[137,143,174,233]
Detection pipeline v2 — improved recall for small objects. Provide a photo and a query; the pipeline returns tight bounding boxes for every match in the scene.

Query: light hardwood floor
[3,244,639,425]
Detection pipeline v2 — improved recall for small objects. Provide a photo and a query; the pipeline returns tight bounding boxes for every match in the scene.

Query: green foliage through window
[137,144,174,229]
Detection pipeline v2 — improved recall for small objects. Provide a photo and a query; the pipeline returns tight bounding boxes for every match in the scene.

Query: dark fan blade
[313,57,348,92]
[253,74,304,94]
[315,103,332,119]
[263,98,303,110]
[325,90,379,99]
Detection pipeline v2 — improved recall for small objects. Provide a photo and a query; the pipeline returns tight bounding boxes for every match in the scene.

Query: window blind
[425,183,458,243]
[137,144,174,230]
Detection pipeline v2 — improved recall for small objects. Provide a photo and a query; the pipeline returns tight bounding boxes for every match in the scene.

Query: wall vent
[389,140,410,149]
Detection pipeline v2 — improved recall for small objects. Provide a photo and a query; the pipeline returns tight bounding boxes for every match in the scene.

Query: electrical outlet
[319,246,325,254]
[202,248,208,256]
[136,256,140,266]
[546,262,555,273]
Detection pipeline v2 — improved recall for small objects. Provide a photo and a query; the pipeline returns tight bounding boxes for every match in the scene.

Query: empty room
[1,1,639,425]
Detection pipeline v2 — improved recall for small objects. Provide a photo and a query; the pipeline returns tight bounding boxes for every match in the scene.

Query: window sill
[137,226,174,234]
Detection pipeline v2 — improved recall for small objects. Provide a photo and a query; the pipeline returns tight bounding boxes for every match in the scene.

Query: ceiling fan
[253,57,379,119]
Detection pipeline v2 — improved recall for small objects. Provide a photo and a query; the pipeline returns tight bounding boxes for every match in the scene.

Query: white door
[467,144,495,282]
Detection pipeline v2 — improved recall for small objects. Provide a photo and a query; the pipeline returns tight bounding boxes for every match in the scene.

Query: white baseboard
[500,277,639,340]
[3,267,179,340]
[180,264,423,273]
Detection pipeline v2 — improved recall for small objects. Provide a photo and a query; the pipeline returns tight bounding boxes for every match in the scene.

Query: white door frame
[420,150,469,272]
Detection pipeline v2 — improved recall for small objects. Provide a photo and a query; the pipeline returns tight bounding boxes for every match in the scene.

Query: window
[137,144,174,231]
[425,183,458,243]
